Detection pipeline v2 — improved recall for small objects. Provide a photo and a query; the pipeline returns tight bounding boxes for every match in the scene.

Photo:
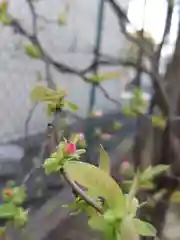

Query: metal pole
[88,0,105,113]
[85,0,105,163]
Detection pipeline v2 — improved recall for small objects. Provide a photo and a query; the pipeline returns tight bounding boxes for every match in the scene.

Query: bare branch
[26,0,38,35]
[97,84,122,107]
[24,102,38,140]
[37,15,58,25]
[149,0,173,114]
[106,0,153,57]
[156,0,173,61]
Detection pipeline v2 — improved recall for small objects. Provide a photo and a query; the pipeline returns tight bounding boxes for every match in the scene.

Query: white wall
[0,0,130,143]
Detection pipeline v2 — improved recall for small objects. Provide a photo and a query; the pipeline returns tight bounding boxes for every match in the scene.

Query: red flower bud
[5,188,13,197]
[66,143,76,154]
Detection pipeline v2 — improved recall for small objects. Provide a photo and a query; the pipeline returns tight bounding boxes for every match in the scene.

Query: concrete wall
[0,0,130,143]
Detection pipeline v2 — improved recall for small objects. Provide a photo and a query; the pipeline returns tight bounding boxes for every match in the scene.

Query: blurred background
[0,0,180,239]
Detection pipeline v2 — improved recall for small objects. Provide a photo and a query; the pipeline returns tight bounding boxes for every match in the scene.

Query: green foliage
[0,204,18,219]
[42,133,159,240]
[24,44,42,59]
[64,161,124,212]
[140,165,169,183]
[77,139,87,148]
[88,72,121,84]
[43,138,86,174]
[121,87,147,117]
[70,133,87,148]
[99,145,110,174]
[123,165,169,192]
[152,115,166,129]
[170,191,180,203]
[13,207,28,227]
[2,185,26,205]
[29,79,160,240]
[64,101,79,111]
[24,44,41,59]
[58,12,68,25]
[133,219,156,236]
[0,0,11,25]
[121,106,137,117]
[112,121,122,130]
[30,85,79,116]
[0,184,27,228]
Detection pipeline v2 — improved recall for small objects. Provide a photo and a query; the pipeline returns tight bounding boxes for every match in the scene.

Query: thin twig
[26,0,38,35]
[97,84,122,107]
[60,168,103,214]
[106,0,153,57]
[37,15,58,25]
[22,140,46,185]
[24,102,38,140]
[7,7,133,109]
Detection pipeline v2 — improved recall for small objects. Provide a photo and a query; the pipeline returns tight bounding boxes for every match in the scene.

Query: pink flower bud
[66,143,76,154]
[94,111,103,117]
[121,161,130,169]
[79,132,84,140]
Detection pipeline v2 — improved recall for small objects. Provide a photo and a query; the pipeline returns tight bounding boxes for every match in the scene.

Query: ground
[44,213,102,240]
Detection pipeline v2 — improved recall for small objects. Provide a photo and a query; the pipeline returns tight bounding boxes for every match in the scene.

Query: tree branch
[60,168,103,214]
[156,0,173,61]
[149,0,174,114]
[106,0,153,57]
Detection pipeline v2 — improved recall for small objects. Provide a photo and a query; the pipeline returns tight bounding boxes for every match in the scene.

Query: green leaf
[0,14,11,25]
[88,215,116,240]
[170,191,180,203]
[99,145,110,174]
[89,72,121,84]
[10,186,26,205]
[58,12,68,25]
[64,101,79,111]
[43,157,60,175]
[113,121,122,130]
[103,209,117,223]
[140,165,169,183]
[14,207,28,227]
[139,181,154,190]
[129,87,148,114]
[121,106,136,117]
[133,219,157,237]
[24,44,41,59]
[30,86,54,102]
[88,215,108,231]
[140,166,153,182]
[128,174,140,201]
[152,116,166,129]
[0,0,11,25]
[0,1,8,14]
[151,164,169,177]
[0,203,18,219]
[124,195,139,217]
[76,149,86,155]
[64,161,124,212]
[121,216,138,240]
